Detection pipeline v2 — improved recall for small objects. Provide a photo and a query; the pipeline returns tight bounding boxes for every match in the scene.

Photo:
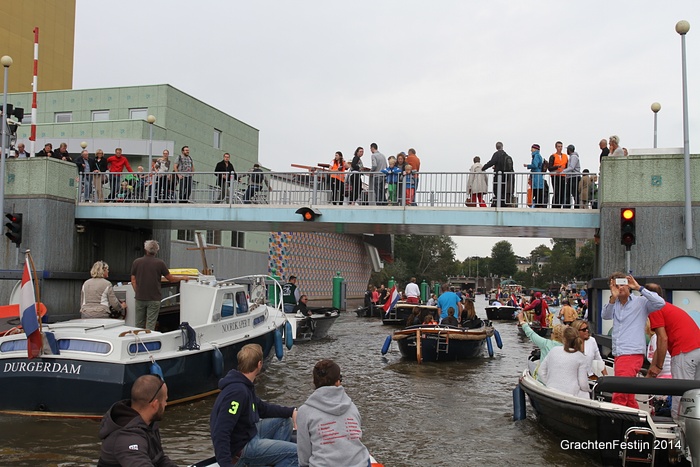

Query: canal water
[0,299,601,466]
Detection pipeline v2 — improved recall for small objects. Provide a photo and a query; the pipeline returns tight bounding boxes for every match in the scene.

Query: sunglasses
[148,380,165,403]
[579,328,590,332]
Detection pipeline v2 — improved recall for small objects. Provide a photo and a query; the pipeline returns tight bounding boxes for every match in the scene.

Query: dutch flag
[383,285,401,315]
[20,260,42,359]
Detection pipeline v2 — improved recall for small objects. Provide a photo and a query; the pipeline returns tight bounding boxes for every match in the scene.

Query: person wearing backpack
[482,141,511,207]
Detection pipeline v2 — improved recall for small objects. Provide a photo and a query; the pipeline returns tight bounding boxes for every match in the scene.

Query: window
[177,229,195,242]
[236,291,248,314]
[92,110,110,121]
[54,112,72,123]
[57,339,112,354]
[230,231,245,248]
[206,230,221,246]
[129,108,148,120]
[221,293,235,318]
[213,129,222,149]
[128,341,162,354]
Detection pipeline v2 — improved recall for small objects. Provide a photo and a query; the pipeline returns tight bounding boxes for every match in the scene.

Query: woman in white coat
[466,156,488,207]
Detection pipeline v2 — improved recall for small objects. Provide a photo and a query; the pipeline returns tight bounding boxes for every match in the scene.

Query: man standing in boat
[602,273,665,409]
[282,276,301,313]
[97,374,177,467]
[210,343,298,467]
[405,277,420,304]
[130,240,191,330]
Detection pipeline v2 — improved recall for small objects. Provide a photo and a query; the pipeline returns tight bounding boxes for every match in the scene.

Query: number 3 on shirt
[228,400,239,415]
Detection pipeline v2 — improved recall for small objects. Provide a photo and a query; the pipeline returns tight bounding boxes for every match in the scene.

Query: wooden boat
[485,305,519,320]
[517,321,552,338]
[517,368,700,466]
[286,307,339,342]
[0,275,291,418]
[392,322,495,362]
[382,302,438,326]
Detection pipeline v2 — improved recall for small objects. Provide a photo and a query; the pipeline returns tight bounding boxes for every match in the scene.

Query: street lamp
[676,20,693,251]
[0,55,13,216]
[651,102,661,148]
[147,115,156,203]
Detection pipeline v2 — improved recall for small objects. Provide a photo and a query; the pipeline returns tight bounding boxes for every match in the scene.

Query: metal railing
[76,170,599,209]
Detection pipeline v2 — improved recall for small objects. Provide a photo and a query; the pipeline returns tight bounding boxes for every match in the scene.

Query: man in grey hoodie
[562,144,581,209]
[370,143,387,206]
[296,359,370,467]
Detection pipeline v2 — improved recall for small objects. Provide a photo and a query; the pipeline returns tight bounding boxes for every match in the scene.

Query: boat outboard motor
[678,388,700,465]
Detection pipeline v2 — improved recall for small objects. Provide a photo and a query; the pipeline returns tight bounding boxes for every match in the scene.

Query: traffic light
[295,207,321,221]
[620,208,636,249]
[4,213,22,246]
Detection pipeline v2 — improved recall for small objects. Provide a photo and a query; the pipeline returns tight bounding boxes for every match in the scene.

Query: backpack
[541,158,549,172]
[503,153,513,173]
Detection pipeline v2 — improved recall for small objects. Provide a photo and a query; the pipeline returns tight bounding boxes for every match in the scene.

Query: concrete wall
[599,154,700,276]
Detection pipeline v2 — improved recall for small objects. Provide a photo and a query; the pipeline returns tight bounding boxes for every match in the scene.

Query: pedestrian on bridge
[174,146,195,203]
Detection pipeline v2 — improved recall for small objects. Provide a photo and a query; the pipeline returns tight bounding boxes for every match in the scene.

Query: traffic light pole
[0,59,9,216]
[625,249,631,275]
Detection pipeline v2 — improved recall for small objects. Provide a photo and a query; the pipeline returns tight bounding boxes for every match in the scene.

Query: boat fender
[494,329,503,349]
[274,328,284,361]
[212,348,224,379]
[381,335,391,355]
[486,336,494,357]
[512,384,526,421]
[150,361,164,380]
[285,321,293,350]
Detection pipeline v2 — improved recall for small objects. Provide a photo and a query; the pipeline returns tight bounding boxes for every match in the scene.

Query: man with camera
[601,273,665,408]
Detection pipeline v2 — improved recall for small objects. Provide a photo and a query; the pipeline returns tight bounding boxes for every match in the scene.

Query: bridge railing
[75,170,598,209]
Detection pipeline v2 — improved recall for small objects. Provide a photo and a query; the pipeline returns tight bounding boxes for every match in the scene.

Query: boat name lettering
[560,439,679,451]
[3,361,82,374]
[222,319,250,332]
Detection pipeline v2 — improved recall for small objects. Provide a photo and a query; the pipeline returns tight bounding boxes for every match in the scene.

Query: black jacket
[97,400,177,467]
[214,160,237,186]
[76,156,98,174]
[482,149,508,173]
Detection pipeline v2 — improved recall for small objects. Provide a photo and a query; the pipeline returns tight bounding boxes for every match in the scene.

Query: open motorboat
[516,367,700,466]
[0,274,291,418]
[485,305,519,321]
[391,321,498,363]
[382,302,439,326]
[286,306,339,343]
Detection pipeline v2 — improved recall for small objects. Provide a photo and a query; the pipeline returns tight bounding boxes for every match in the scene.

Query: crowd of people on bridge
[11,135,632,208]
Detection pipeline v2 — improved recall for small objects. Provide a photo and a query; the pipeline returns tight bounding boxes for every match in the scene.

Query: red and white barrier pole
[29,27,38,156]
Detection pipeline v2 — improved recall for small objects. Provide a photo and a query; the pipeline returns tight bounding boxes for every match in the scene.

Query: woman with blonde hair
[80,261,126,319]
[539,327,590,398]
[570,319,607,378]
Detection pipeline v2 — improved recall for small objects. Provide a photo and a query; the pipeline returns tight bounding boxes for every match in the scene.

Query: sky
[73,1,699,259]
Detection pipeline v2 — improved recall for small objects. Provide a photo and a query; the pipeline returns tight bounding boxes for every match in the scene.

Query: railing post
[430,191,435,207]
[496,173,502,208]
[312,171,318,205]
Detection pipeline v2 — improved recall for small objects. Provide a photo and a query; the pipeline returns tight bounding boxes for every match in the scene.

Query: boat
[383,302,438,326]
[189,453,384,467]
[0,274,291,418]
[516,368,700,466]
[354,304,381,318]
[392,321,496,362]
[485,305,519,320]
[286,307,339,342]
[517,321,552,338]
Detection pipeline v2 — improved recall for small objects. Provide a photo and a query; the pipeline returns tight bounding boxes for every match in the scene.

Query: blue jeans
[237,418,297,467]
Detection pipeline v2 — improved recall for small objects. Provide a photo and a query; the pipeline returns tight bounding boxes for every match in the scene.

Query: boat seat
[650,415,674,424]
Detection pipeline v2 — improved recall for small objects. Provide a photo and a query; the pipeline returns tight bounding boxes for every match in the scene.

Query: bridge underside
[76,204,599,238]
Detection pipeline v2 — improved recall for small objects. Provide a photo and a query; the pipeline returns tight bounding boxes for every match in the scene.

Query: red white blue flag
[383,285,401,315]
[20,260,41,359]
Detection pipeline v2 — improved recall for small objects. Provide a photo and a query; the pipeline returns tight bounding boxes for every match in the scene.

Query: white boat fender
[494,329,503,349]
[274,328,284,361]
[486,336,494,357]
[381,335,391,355]
[150,361,164,380]
[512,384,526,421]
[284,321,293,350]
[212,348,224,379]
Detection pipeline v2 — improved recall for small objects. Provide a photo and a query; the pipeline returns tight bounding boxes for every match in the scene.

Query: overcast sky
[74,1,699,258]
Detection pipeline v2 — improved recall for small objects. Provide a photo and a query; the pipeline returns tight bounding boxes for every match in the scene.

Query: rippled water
[0,300,601,466]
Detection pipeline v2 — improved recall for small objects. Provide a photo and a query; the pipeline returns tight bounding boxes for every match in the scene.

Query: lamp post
[0,55,13,217]
[651,102,661,148]
[147,115,156,203]
[676,20,693,252]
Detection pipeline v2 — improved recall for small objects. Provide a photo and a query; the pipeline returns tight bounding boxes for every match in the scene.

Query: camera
[615,278,628,286]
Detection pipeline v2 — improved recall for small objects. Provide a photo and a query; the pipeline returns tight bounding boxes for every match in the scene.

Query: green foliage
[490,240,517,277]
[372,235,459,286]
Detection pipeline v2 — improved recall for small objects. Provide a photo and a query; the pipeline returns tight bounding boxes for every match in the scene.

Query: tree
[490,240,517,278]
[373,235,459,286]
[575,239,596,281]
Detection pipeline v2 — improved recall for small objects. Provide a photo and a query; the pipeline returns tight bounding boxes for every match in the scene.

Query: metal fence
[76,170,599,209]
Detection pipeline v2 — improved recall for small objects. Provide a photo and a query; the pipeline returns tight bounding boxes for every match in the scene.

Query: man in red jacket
[106,148,134,201]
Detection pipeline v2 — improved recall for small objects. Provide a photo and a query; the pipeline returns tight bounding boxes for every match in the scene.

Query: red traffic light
[4,212,23,246]
[295,207,321,222]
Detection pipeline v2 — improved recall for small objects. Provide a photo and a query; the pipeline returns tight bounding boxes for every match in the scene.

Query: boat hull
[518,323,552,338]
[393,325,492,362]
[292,309,339,342]
[485,306,518,320]
[0,328,279,417]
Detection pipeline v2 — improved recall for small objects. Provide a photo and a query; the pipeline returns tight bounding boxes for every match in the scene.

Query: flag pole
[25,250,41,332]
